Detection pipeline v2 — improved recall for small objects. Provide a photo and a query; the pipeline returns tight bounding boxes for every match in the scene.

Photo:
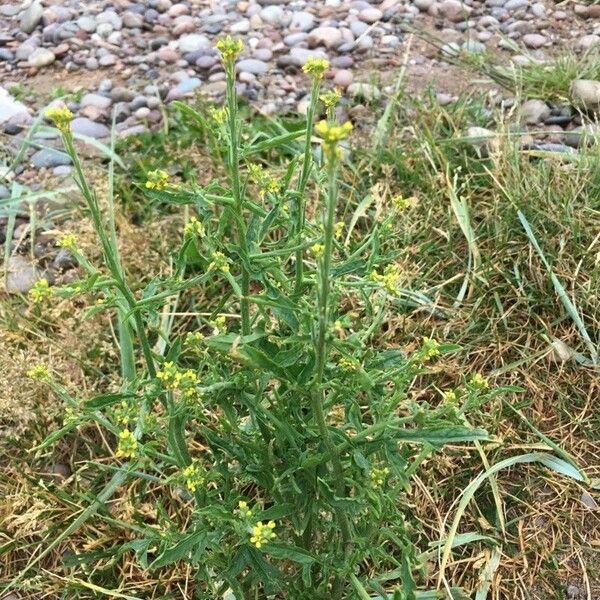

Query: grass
[1,55,599,599]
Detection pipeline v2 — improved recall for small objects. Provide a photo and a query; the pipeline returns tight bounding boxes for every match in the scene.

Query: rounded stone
[359,8,383,23]
[333,69,353,88]
[27,47,55,68]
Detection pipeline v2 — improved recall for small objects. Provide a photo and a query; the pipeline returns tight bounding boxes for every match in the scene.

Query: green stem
[294,78,321,295]
[225,62,250,335]
[312,147,353,589]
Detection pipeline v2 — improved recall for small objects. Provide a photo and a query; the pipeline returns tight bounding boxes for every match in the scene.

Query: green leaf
[258,504,296,520]
[84,392,135,410]
[168,412,192,467]
[150,528,207,569]
[266,543,316,565]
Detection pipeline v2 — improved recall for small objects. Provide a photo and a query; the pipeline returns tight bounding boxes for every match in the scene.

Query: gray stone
[174,77,201,94]
[576,34,600,52]
[570,79,600,111]
[504,0,529,10]
[77,15,97,32]
[564,124,600,147]
[290,11,315,32]
[80,93,112,110]
[280,46,327,67]
[110,86,135,102]
[177,33,210,53]
[53,248,77,271]
[0,87,29,124]
[308,26,343,49]
[521,99,550,124]
[359,8,383,23]
[413,0,434,11]
[260,6,285,25]
[522,33,547,48]
[5,255,42,294]
[0,48,14,61]
[439,0,472,22]
[31,148,72,168]
[20,1,44,33]
[71,117,110,138]
[123,11,144,28]
[27,47,55,68]
[236,58,268,75]
[16,43,35,60]
[347,82,381,101]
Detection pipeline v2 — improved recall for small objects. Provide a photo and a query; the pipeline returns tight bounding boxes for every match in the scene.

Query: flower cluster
[145,169,170,191]
[27,364,50,381]
[302,56,329,80]
[250,520,276,549]
[237,500,253,517]
[310,243,325,259]
[212,315,227,333]
[339,357,360,372]
[370,467,390,488]
[216,35,243,64]
[28,278,53,303]
[210,106,227,124]
[185,331,205,348]
[116,429,138,459]
[334,221,344,239]
[247,163,280,198]
[157,361,201,400]
[419,337,441,362]
[370,264,401,295]
[209,251,230,273]
[393,195,418,212]
[57,233,79,251]
[469,373,489,389]
[315,120,353,157]
[182,462,205,492]
[45,105,73,134]
[115,400,135,426]
[320,88,342,112]
[442,390,457,403]
[184,217,205,239]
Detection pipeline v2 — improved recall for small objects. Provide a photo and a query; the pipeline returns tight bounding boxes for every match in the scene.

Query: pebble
[347,82,380,101]
[308,26,343,48]
[290,11,315,32]
[520,99,550,124]
[522,33,547,48]
[20,1,44,34]
[80,93,112,110]
[236,58,268,75]
[5,255,41,294]
[570,79,600,112]
[333,69,353,88]
[31,148,72,168]
[178,33,210,53]
[71,117,110,138]
[27,48,56,68]
[359,8,383,23]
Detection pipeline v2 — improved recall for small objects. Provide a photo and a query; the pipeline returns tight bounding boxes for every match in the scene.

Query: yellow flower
[216,35,243,64]
[370,264,401,295]
[442,390,457,403]
[237,500,253,518]
[27,364,50,381]
[393,195,418,212]
[469,373,490,389]
[156,361,179,389]
[339,357,359,372]
[182,462,205,492]
[310,243,325,258]
[145,169,169,191]
[250,520,276,549]
[184,216,205,239]
[210,106,227,124]
[57,233,79,251]
[334,221,344,239]
[320,88,342,110]
[116,429,138,459]
[370,467,390,488]
[45,105,73,134]
[420,337,441,361]
[314,120,352,157]
[185,331,205,347]
[28,278,53,304]
[302,56,329,79]
[210,251,230,273]
[213,315,227,332]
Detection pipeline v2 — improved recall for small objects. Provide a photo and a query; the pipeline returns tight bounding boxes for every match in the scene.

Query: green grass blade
[518,210,598,364]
